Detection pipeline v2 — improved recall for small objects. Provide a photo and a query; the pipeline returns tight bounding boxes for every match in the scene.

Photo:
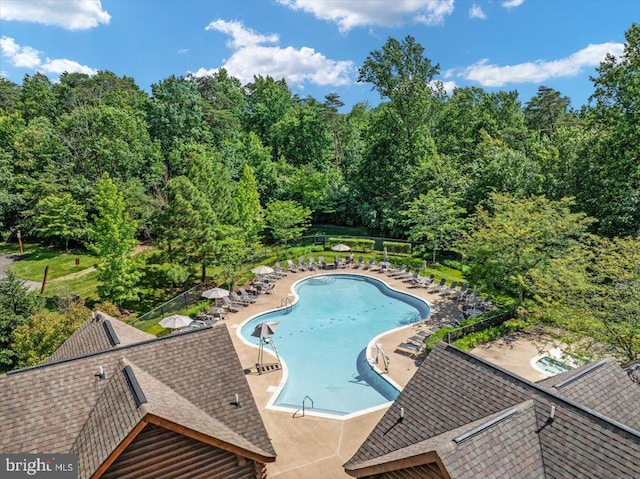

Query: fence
[132,281,212,325]
[445,310,516,344]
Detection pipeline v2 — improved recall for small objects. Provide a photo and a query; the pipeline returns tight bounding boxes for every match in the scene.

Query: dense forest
[0,24,638,368]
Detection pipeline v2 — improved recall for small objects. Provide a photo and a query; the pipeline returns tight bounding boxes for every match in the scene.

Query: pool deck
[216,266,462,478]
[218,265,545,478]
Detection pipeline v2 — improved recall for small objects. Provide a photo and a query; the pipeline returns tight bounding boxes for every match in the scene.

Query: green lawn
[43,270,101,305]
[9,245,99,281]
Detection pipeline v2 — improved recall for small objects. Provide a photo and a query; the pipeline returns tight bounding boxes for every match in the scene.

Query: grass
[43,270,101,305]
[9,245,99,281]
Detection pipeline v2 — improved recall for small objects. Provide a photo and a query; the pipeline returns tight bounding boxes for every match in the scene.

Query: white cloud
[469,4,487,19]
[178,48,189,55]
[41,58,97,75]
[277,0,454,32]
[195,20,354,87]
[459,42,624,87]
[0,36,42,68]
[0,36,96,76]
[0,0,110,30]
[206,19,278,48]
[502,0,525,8]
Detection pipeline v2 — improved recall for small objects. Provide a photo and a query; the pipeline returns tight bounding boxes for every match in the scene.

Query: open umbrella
[251,265,274,275]
[159,314,193,329]
[251,321,280,338]
[331,243,351,252]
[201,287,230,299]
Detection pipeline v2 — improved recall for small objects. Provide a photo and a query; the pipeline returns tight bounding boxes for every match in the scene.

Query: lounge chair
[362,258,375,270]
[388,266,409,278]
[222,296,244,312]
[274,262,288,277]
[334,256,346,269]
[308,257,319,270]
[352,255,364,268]
[427,278,446,293]
[441,280,459,296]
[464,289,479,305]
[450,282,468,299]
[395,342,423,357]
[239,287,259,301]
[231,291,253,305]
[318,257,328,269]
[402,272,419,283]
[286,259,300,272]
[298,257,309,271]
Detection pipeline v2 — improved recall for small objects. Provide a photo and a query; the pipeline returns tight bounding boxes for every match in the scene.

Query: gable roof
[1,325,276,478]
[345,342,640,478]
[46,312,154,363]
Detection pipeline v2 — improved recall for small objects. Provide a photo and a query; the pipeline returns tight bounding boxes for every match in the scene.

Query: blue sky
[0,0,635,111]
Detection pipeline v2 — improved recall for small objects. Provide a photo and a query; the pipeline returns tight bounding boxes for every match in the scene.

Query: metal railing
[293,395,314,418]
[132,281,212,325]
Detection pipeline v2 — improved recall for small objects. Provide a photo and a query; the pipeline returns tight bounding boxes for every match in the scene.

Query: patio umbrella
[201,287,230,299]
[331,243,351,252]
[159,314,193,329]
[251,265,274,275]
[251,321,280,338]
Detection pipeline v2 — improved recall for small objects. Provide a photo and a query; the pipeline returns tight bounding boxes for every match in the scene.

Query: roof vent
[103,320,120,347]
[453,407,518,444]
[123,365,147,407]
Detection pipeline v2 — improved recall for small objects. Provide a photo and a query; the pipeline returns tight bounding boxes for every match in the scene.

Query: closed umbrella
[201,287,230,299]
[251,265,274,275]
[159,314,193,329]
[331,243,351,252]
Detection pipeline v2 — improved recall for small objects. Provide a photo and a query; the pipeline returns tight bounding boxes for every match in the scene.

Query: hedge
[327,237,375,252]
[382,241,411,255]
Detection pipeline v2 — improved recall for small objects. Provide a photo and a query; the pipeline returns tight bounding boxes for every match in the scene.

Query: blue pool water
[240,274,430,416]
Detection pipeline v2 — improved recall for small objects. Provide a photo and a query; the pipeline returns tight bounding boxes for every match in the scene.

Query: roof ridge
[443,342,640,440]
[7,326,214,375]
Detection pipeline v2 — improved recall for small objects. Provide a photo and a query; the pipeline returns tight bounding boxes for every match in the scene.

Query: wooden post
[40,265,50,294]
[17,229,23,254]
[201,263,206,283]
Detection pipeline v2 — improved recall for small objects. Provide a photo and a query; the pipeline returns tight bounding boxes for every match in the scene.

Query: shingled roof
[0,324,276,479]
[344,342,640,478]
[45,312,154,363]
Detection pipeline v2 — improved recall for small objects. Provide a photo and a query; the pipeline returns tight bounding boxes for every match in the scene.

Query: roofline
[6,326,215,376]
[442,342,640,440]
[345,451,450,478]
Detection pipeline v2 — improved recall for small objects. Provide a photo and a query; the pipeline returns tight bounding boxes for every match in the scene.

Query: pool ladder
[281,295,293,313]
[293,395,314,418]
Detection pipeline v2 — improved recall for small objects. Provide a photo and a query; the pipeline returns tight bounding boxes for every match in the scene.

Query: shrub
[328,238,375,252]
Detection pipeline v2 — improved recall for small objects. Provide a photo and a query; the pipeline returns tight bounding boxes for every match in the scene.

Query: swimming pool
[239,274,430,417]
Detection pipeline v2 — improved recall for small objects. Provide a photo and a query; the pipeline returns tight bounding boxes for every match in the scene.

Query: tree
[456,193,594,303]
[12,301,89,367]
[574,23,640,236]
[236,164,264,246]
[358,35,440,145]
[265,200,311,245]
[0,271,41,372]
[28,193,86,250]
[403,188,467,263]
[530,236,640,363]
[87,173,140,306]
[524,86,572,136]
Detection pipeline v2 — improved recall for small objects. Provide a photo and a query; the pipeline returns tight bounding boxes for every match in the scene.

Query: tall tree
[0,271,41,372]
[403,188,467,263]
[358,35,441,147]
[575,23,640,236]
[236,164,264,246]
[265,200,311,245]
[530,236,640,362]
[524,86,572,136]
[87,173,140,307]
[457,193,594,303]
[28,193,87,250]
